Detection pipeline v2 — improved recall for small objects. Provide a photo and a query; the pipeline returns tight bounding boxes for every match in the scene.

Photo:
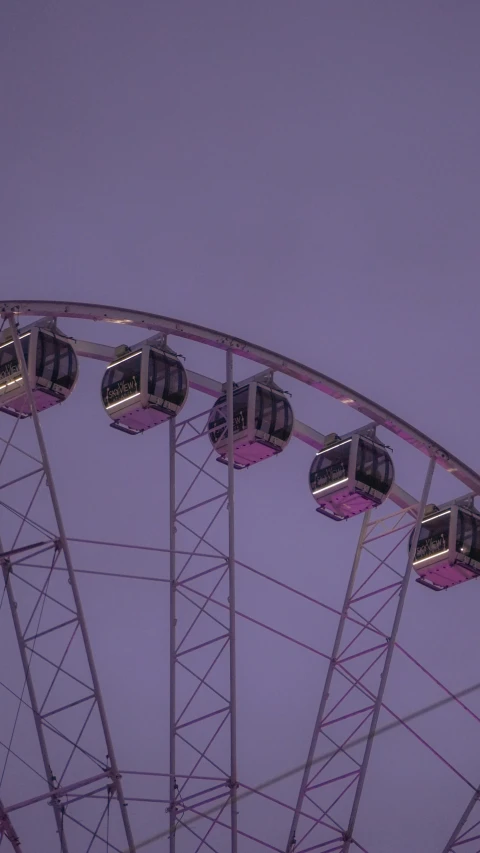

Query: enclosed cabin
[0,324,78,418]
[207,378,294,468]
[101,342,188,434]
[410,503,480,591]
[309,431,394,520]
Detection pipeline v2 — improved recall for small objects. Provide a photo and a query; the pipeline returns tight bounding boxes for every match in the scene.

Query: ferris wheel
[0,300,479,853]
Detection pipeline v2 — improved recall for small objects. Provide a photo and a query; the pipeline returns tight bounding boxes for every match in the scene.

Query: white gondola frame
[102,344,189,433]
[412,505,480,589]
[311,433,394,520]
[0,326,78,415]
[209,381,293,466]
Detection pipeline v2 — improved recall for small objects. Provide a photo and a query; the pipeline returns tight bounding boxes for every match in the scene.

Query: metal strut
[286,455,436,853]
[167,349,238,853]
[0,547,70,853]
[286,512,371,853]
[226,349,239,853]
[342,455,435,852]
[1,318,137,853]
[0,795,23,851]
[441,787,480,852]
[168,416,178,852]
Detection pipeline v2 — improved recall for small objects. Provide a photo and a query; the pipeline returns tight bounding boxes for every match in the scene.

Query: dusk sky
[1,3,480,852]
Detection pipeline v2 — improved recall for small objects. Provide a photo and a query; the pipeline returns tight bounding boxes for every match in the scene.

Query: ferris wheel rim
[1,298,478,496]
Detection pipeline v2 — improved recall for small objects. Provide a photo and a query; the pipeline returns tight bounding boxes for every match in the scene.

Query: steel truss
[0,320,135,852]
[285,458,436,853]
[442,790,480,852]
[168,351,238,853]
[1,302,479,853]
[0,797,21,851]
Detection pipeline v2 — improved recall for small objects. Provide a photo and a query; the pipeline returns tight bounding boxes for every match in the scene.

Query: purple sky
[1,3,480,852]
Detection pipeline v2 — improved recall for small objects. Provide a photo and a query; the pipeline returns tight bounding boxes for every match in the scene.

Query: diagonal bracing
[0,796,22,851]
[285,457,436,853]
[168,351,238,853]
[0,318,136,853]
[441,791,480,852]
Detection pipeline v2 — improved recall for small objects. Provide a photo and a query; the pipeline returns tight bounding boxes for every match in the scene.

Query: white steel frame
[0,797,21,851]
[285,457,435,853]
[442,791,480,852]
[167,351,238,853]
[0,301,478,853]
[0,317,136,852]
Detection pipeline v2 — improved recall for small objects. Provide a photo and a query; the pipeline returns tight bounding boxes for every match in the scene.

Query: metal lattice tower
[285,462,434,853]
[0,318,136,852]
[167,353,238,852]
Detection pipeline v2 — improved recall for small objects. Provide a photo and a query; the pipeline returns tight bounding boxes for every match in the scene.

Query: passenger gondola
[0,325,78,417]
[101,344,188,434]
[309,432,394,520]
[208,381,294,468]
[410,504,480,590]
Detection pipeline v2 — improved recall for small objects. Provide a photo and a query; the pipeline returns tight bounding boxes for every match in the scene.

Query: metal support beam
[1,318,137,853]
[0,798,22,852]
[286,512,371,853]
[285,455,436,853]
[0,546,70,852]
[226,349,238,853]
[441,788,480,851]
[341,454,436,851]
[169,417,178,852]
[167,357,239,852]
